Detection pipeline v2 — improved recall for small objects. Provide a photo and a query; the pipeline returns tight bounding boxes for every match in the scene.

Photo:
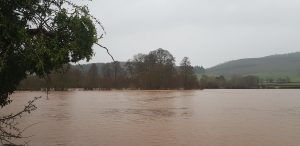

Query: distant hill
[206,52,300,81]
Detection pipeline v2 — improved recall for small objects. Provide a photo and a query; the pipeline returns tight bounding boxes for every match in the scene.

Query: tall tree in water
[179,57,199,89]
[126,54,147,88]
[47,64,71,91]
[100,62,128,89]
[85,64,99,89]
[148,48,176,89]
[126,48,176,89]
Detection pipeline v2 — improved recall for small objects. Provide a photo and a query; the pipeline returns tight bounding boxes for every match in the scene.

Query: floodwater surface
[3,90,300,146]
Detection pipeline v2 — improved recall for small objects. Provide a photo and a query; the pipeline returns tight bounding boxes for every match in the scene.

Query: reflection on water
[3,90,300,146]
[101,107,189,119]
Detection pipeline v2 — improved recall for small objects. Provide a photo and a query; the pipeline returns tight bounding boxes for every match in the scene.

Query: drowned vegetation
[18,48,262,91]
[19,48,201,90]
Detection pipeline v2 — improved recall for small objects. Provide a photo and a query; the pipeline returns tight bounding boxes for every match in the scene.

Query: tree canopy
[179,57,199,89]
[121,48,199,89]
[0,0,103,107]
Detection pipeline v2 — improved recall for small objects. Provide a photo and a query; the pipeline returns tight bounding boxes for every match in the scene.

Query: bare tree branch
[95,42,115,62]
[0,96,42,145]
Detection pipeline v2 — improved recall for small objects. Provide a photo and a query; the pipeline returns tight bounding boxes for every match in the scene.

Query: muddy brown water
[2,90,300,146]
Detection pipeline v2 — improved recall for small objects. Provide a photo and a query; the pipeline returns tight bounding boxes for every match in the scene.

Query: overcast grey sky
[77,0,300,67]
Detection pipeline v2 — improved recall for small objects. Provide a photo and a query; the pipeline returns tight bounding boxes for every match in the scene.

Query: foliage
[126,48,177,89]
[125,49,200,89]
[179,57,199,89]
[0,0,103,107]
[18,49,202,90]
[17,48,272,90]
[193,66,205,74]
[100,61,128,89]
[200,75,259,89]
[85,63,99,89]
[0,0,107,144]
[20,53,293,90]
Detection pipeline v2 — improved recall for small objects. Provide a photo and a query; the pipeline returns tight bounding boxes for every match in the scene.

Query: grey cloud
[76,0,300,67]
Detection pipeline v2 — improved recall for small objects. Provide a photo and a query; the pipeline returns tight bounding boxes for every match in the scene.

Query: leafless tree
[0,96,41,145]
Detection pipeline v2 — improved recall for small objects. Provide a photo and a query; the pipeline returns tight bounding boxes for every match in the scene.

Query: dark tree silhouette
[179,57,199,89]
[85,64,99,89]
[0,0,110,144]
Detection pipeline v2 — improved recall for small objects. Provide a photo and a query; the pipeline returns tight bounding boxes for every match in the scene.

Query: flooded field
[3,90,300,146]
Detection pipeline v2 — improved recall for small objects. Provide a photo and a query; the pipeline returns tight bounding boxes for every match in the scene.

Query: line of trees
[18,48,263,90]
[18,48,200,90]
[18,62,131,90]
[199,75,260,89]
